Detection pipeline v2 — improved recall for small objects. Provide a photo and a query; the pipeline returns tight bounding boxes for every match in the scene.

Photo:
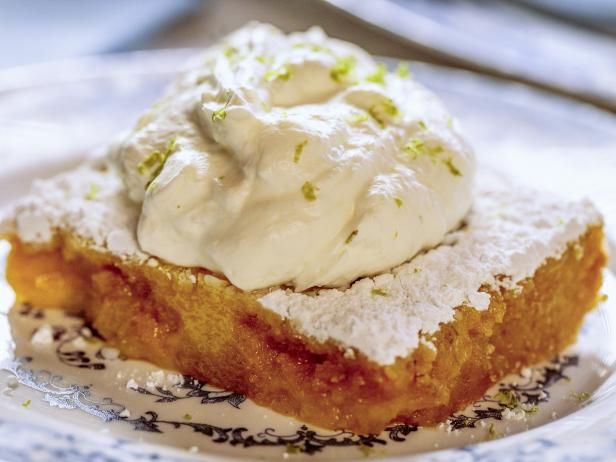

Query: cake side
[3,222,606,433]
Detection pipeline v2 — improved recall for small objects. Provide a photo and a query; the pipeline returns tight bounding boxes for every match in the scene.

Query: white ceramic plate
[1,50,615,462]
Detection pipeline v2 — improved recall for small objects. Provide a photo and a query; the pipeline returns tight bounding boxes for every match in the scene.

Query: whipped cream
[112,23,476,291]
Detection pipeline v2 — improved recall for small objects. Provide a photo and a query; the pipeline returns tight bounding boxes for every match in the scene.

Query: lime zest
[212,93,233,122]
[21,399,32,408]
[494,390,519,409]
[301,181,318,201]
[404,139,459,176]
[330,55,357,83]
[264,64,292,82]
[368,97,399,128]
[396,62,411,78]
[293,140,308,163]
[285,443,303,455]
[137,151,163,175]
[347,112,369,124]
[394,197,403,208]
[487,423,501,440]
[368,107,385,128]
[402,138,426,159]
[223,46,238,59]
[345,229,358,244]
[571,391,591,402]
[524,404,539,414]
[371,288,387,297]
[84,183,100,201]
[358,444,375,457]
[443,157,462,176]
[365,63,387,85]
[137,138,178,189]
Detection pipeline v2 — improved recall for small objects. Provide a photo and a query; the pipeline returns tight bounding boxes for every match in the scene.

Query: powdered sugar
[30,324,54,347]
[0,157,146,261]
[0,159,602,365]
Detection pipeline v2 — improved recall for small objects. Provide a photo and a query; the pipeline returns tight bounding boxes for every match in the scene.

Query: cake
[0,24,607,434]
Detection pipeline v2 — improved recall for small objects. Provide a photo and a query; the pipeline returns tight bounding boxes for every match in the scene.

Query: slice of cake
[0,23,607,434]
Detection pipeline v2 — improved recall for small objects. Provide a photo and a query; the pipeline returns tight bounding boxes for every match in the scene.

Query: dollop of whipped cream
[112,23,476,291]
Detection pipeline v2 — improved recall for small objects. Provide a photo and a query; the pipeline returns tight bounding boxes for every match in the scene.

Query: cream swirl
[112,23,476,291]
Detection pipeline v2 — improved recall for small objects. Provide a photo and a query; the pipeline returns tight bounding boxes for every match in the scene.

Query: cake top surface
[111,23,476,292]
[0,157,601,364]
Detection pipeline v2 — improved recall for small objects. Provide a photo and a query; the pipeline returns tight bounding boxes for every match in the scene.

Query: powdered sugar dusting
[0,157,146,261]
[0,160,602,365]
[258,170,602,364]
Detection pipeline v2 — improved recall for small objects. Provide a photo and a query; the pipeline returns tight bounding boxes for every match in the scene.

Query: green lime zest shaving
[487,423,501,440]
[494,390,519,409]
[571,391,591,402]
[345,229,358,244]
[367,97,399,128]
[212,93,233,122]
[524,404,539,414]
[84,183,100,201]
[365,63,387,85]
[347,112,369,124]
[264,64,292,82]
[396,62,411,78]
[21,399,32,408]
[403,139,459,176]
[293,140,308,163]
[368,107,385,128]
[394,197,403,208]
[301,181,318,201]
[443,157,462,176]
[371,288,387,297]
[285,443,303,455]
[137,138,178,189]
[330,55,357,83]
[223,46,238,59]
[402,138,426,158]
[358,444,375,457]
[417,120,427,130]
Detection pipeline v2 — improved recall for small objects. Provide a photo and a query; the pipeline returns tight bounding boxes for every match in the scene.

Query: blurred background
[1,0,616,111]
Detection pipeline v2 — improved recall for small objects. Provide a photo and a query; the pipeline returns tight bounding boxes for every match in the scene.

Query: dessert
[0,24,607,434]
